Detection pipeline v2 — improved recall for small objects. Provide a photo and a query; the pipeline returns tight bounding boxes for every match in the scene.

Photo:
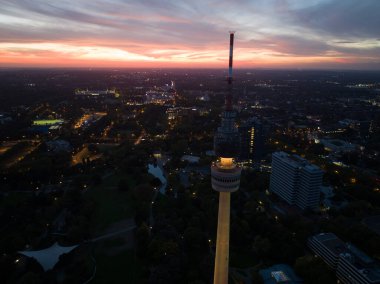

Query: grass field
[92,249,143,284]
[86,186,135,232]
[230,248,259,268]
[85,172,136,232]
[0,192,31,207]
[101,171,132,187]
[33,119,64,126]
[86,171,143,283]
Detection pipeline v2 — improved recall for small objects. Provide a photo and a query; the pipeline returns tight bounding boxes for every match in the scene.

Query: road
[4,142,41,168]
[213,192,231,284]
[71,145,102,165]
[90,225,136,242]
[134,130,146,145]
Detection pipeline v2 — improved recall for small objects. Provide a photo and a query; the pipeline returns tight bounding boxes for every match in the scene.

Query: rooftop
[310,233,347,257]
[273,152,321,172]
[311,233,380,282]
[260,264,303,284]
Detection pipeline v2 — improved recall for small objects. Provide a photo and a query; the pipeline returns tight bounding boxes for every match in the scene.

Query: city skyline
[1,0,380,69]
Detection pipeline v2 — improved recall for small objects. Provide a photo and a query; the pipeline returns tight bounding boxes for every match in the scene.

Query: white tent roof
[19,242,78,271]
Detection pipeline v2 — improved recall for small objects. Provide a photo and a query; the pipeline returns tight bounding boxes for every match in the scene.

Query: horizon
[1,0,380,70]
[2,66,380,72]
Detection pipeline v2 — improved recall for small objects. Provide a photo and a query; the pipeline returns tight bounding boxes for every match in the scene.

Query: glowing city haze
[1,0,380,69]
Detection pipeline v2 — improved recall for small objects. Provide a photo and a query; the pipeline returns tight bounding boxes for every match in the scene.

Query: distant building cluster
[145,81,176,105]
[166,107,194,120]
[238,117,265,164]
[46,140,72,153]
[31,119,64,134]
[309,233,380,284]
[318,138,357,154]
[269,151,323,210]
[73,112,107,129]
[166,107,209,121]
[181,155,200,164]
[74,89,117,98]
[0,113,12,124]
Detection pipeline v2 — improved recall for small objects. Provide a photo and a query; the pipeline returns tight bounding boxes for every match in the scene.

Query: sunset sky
[1,0,379,69]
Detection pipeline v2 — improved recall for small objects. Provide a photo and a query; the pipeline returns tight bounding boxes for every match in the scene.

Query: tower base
[213,192,231,284]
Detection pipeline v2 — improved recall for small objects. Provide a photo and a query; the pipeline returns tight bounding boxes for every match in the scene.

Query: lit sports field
[33,119,64,126]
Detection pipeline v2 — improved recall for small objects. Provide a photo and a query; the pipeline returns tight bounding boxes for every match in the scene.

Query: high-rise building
[309,233,380,284]
[211,32,241,284]
[308,233,346,269]
[337,244,380,284]
[270,152,300,205]
[238,117,264,164]
[297,165,323,210]
[269,151,323,210]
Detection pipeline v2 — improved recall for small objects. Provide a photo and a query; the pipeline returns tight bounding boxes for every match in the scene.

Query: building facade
[269,151,323,210]
[308,233,347,269]
[238,117,264,164]
[309,233,380,284]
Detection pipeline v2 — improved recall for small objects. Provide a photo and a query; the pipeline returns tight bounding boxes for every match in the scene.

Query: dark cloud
[246,35,331,56]
[291,0,380,38]
[0,0,379,68]
[0,0,226,48]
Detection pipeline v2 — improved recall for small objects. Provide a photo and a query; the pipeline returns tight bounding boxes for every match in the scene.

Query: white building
[269,152,323,210]
[297,164,323,210]
[308,233,346,269]
[269,152,300,205]
[46,140,72,153]
[337,244,380,284]
[309,233,380,284]
[319,139,357,153]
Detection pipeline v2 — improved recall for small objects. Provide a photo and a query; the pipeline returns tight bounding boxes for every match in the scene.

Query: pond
[147,163,167,194]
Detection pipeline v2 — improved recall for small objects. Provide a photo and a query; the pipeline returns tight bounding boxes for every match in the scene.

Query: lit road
[213,192,231,284]
[90,225,136,242]
[72,146,90,165]
[71,146,102,166]
[134,130,146,145]
[5,142,41,168]
[101,122,113,139]
[74,114,92,129]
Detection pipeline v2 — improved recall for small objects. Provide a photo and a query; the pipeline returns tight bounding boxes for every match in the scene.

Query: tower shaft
[212,32,241,284]
[213,192,231,284]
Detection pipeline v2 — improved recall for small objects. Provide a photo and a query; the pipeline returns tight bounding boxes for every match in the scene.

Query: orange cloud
[0,41,366,69]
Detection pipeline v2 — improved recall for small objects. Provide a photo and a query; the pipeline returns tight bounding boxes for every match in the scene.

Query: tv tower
[211,32,241,284]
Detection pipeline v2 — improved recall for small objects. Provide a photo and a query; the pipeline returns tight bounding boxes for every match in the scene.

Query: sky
[0,0,380,69]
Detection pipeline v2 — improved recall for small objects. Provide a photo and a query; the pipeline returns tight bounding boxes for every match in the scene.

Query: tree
[150,177,162,188]
[251,269,264,284]
[134,205,150,226]
[295,255,335,284]
[252,235,272,259]
[92,174,102,186]
[148,239,179,263]
[134,184,153,202]
[149,256,182,284]
[17,272,42,284]
[136,222,150,257]
[88,143,99,153]
[183,226,207,255]
[118,179,130,191]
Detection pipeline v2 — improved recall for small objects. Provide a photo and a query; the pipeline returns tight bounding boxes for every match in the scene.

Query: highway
[134,129,146,145]
[4,142,41,168]
[213,192,231,284]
